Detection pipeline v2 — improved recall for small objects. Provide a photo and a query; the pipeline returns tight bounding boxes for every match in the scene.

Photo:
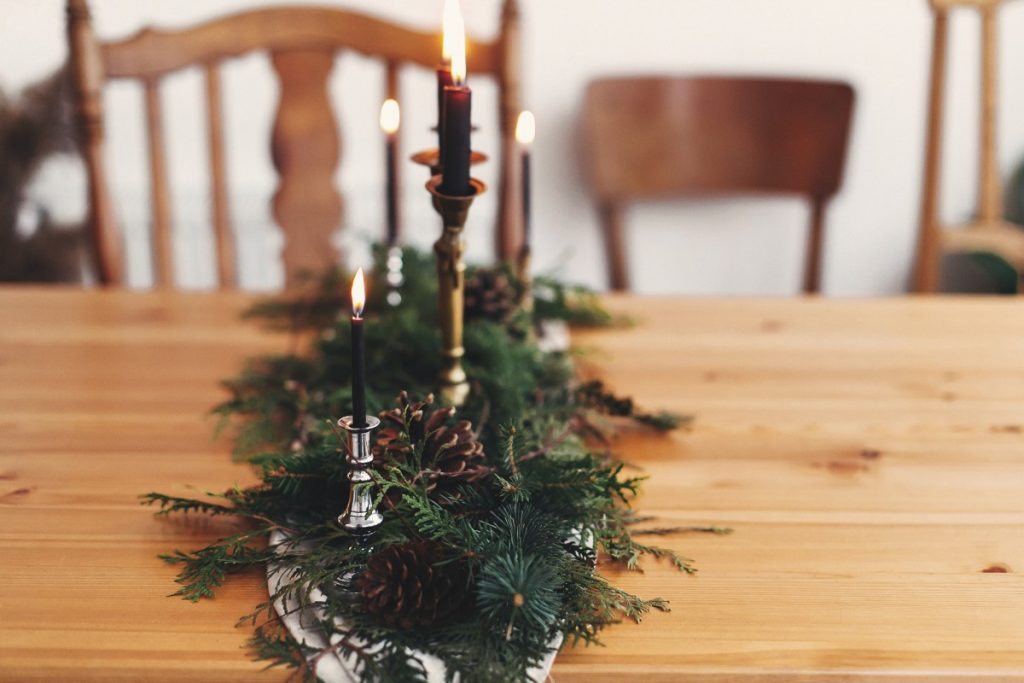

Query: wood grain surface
[2,289,1023,681]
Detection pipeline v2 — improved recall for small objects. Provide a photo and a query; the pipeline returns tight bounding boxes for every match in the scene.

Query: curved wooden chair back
[66,0,523,289]
[582,76,854,292]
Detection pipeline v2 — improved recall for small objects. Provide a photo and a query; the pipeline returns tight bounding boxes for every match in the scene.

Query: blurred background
[2,0,1023,294]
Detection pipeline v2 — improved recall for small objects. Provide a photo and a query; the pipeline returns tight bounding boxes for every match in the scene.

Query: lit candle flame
[379,99,400,135]
[515,110,535,147]
[351,267,366,318]
[444,0,467,85]
[441,0,462,65]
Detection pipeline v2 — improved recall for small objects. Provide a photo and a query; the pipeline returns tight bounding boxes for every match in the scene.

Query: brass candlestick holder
[426,175,487,406]
[337,415,383,534]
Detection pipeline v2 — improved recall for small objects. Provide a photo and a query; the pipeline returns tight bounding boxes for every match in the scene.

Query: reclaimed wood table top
[2,287,1023,682]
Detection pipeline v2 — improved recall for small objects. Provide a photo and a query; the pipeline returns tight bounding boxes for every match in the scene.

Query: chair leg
[599,204,628,291]
[914,8,949,294]
[803,200,826,294]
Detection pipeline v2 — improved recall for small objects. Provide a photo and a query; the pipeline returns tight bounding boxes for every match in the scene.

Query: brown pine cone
[374,392,488,500]
[464,267,519,323]
[357,540,470,628]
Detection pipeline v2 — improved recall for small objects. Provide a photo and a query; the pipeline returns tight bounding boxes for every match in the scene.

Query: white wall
[2,0,1023,293]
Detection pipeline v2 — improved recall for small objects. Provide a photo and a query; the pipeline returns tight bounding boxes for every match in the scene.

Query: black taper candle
[522,150,532,248]
[439,84,472,196]
[351,317,365,427]
[380,99,401,246]
[350,268,367,428]
[385,136,399,246]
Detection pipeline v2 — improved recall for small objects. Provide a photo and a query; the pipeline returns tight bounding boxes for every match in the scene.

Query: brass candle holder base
[411,149,489,177]
[426,175,487,407]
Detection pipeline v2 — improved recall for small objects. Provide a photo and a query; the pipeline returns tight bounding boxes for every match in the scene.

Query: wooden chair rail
[100,7,502,81]
[205,63,234,288]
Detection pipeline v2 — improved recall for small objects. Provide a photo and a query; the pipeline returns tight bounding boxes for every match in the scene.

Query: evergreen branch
[160,530,273,602]
[141,492,234,517]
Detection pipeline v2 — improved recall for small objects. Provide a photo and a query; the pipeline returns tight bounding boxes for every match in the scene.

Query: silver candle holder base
[337,415,383,534]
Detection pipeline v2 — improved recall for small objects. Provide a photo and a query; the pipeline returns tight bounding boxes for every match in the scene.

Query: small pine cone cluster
[358,540,470,628]
[464,267,520,323]
[374,392,488,500]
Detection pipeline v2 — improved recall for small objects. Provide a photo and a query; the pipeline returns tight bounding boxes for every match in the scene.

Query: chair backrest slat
[204,62,234,288]
[143,78,173,289]
[270,49,341,288]
[385,60,399,101]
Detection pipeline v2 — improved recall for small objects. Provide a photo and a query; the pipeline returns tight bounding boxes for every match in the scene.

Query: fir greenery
[143,245,727,682]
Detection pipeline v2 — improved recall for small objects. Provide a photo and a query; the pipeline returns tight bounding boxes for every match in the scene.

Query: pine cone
[464,267,519,323]
[358,540,470,628]
[375,392,488,501]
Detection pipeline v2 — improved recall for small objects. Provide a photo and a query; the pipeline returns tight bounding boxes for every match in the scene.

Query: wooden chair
[66,0,523,289]
[914,0,1020,292]
[581,76,854,292]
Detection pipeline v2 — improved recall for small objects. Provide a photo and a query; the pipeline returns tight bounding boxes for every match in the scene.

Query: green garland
[143,245,726,682]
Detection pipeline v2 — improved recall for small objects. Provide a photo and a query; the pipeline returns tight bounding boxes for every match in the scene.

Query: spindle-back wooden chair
[914,0,1021,292]
[582,76,854,293]
[66,0,523,289]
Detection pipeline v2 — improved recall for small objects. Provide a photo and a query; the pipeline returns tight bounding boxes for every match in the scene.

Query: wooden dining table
[2,287,1023,681]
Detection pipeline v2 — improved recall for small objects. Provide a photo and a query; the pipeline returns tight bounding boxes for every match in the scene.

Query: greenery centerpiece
[143,246,726,682]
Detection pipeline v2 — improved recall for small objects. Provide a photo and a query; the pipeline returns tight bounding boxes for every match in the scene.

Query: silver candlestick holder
[385,245,404,307]
[337,415,383,534]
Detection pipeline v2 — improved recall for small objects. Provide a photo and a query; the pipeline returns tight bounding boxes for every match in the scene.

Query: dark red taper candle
[439,84,472,196]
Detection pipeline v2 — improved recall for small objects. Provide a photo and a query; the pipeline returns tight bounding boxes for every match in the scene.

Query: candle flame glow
[515,110,535,146]
[379,99,400,135]
[441,0,460,64]
[444,0,467,85]
[351,267,366,318]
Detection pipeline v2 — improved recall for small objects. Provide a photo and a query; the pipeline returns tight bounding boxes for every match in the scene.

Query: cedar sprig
[159,530,274,602]
[141,491,235,517]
